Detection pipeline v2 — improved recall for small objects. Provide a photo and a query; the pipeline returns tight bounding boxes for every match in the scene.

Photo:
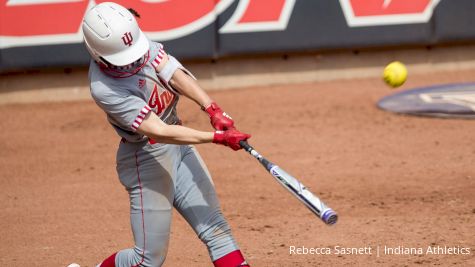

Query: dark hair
[128,8,140,18]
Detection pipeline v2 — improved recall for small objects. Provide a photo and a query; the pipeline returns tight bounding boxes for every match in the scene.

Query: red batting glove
[213,129,251,151]
[204,102,235,130]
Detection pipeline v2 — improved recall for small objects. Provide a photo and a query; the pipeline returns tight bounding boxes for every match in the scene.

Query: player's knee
[198,211,230,241]
[198,211,238,260]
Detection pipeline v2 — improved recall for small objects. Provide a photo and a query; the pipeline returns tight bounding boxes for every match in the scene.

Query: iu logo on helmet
[121,32,133,46]
[339,0,441,27]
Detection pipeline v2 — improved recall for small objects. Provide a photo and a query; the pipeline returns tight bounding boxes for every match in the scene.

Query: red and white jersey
[89,41,181,142]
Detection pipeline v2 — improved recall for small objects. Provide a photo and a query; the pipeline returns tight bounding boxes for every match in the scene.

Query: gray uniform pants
[113,141,239,267]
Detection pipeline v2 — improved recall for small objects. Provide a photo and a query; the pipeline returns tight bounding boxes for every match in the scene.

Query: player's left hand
[213,129,251,151]
[204,102,234,130]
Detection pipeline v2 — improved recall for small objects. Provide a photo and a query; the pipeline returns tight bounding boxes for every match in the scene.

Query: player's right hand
[204,102,235,130]
[213,129,251,151]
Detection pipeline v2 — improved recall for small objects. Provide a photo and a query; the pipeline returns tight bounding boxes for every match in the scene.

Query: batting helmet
[82,2,149,67]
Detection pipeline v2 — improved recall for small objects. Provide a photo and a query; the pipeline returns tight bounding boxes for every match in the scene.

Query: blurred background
[2,0,475,99]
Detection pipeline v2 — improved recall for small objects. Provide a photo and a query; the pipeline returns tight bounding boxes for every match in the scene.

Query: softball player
[70,2,251,267]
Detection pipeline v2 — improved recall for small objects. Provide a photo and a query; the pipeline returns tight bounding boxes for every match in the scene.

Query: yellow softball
[383,61,407,88]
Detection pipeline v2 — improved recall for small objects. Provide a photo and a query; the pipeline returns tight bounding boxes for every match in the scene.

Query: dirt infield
[1,69,474,267]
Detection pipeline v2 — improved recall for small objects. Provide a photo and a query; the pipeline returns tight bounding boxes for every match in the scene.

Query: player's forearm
[169,69,213,108]
[137,113,214,144]
[148,124,214,145]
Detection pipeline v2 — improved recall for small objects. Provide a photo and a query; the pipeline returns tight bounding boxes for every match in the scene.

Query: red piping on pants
[131,150,146,267]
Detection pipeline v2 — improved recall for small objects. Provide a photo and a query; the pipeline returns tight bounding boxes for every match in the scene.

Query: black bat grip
[239,140,273,171]
[239,140,252,151]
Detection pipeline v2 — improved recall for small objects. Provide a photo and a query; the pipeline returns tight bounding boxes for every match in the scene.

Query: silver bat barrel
[240,141,338,225]
[270,166,338,225]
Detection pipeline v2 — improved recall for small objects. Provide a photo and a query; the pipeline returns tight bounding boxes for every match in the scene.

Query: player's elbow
[136,112,167,138]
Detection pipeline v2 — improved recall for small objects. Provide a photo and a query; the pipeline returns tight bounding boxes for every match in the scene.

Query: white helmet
[82,2,149,66]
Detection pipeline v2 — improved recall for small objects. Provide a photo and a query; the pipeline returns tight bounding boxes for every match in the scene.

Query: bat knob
[322,209,338,225]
